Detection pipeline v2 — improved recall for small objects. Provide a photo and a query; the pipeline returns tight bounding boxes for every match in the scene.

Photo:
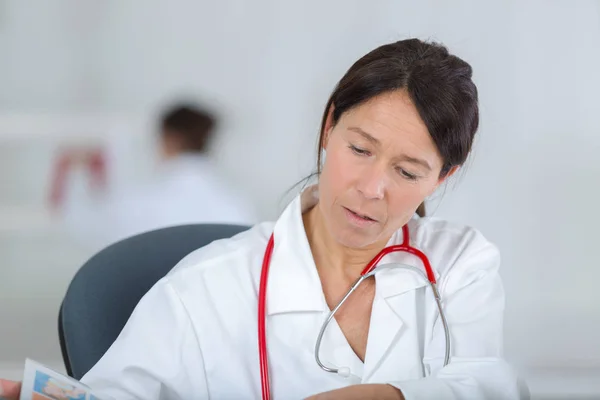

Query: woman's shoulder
[408,216,501,289]
[409,216,496,251]
[165,221,275,286]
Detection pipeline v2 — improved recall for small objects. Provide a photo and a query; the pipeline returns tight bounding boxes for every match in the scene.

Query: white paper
[19,359,111,400]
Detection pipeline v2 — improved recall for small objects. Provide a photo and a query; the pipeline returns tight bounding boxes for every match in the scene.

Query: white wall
[1,0,599,397]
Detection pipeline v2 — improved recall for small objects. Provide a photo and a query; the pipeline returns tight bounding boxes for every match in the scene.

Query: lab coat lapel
[364,287,429,382]
[362,293,404,381]
[362,232,437,382]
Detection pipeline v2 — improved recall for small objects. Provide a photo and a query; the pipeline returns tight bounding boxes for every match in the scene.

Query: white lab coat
[81,186,520,399]
[63,154,257,251]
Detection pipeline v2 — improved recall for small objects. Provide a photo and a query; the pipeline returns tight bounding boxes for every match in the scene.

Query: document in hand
[19,359,111,400]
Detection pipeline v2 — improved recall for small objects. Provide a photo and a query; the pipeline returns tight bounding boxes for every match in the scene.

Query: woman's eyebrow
[348,126,380,146]
[348,126,431,171]
[397,155,432,171]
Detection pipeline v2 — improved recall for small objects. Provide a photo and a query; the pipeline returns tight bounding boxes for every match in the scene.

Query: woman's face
[318,90,455,249]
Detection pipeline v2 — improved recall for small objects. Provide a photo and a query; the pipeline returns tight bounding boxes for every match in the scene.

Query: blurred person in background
[62,103,257,252]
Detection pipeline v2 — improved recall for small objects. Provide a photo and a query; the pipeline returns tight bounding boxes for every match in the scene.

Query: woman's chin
[331,228,381,249]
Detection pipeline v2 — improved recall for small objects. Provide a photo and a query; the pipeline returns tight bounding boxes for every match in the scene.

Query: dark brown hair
[317,39,479,217]
[160,104,217,153]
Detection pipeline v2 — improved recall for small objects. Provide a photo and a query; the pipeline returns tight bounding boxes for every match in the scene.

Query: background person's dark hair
[160,104,217,153]
[317,38,479,217]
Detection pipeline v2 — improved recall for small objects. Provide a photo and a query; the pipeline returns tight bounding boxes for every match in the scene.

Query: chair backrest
[58,223,250,380]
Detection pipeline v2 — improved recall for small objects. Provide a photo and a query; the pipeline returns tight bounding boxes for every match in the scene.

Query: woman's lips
[343,207,378,226]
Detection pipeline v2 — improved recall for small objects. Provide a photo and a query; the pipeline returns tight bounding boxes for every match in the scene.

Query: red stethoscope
[257,224,451,400]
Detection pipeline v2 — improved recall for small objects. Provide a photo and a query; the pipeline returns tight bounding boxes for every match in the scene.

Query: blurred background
[1,1,599,399]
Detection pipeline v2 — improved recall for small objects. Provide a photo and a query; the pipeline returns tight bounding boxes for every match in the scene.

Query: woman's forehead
[339,92,438,154]
[341,92,427,136]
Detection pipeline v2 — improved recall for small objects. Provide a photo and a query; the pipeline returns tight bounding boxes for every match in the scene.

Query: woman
[0,38,520,400]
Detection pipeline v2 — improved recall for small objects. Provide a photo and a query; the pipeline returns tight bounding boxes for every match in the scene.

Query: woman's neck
[303,204,389,281]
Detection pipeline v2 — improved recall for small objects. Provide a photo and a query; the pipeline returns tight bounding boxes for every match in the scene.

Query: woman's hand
[0,379,22,400]
[305,384,404,400]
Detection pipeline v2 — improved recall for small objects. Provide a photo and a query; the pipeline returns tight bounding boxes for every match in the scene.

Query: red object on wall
[48,147,107,210]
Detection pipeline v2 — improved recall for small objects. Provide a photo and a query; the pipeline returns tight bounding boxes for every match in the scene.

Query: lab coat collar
[266,185,440,315]
[267,186,327,315]
[374,225,441,300]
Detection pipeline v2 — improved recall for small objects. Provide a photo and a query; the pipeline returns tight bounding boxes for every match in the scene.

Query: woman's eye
[349,145,370,156]
[398,168,418,181]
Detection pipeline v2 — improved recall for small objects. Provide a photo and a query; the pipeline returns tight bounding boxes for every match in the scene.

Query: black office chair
[58,223,250,380]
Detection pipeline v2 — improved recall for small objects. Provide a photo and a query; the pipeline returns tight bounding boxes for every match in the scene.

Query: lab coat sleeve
[80,278,208,400]
[388,241,521,400]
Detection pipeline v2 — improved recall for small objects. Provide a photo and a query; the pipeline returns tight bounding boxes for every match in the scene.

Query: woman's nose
[356,164,386,200]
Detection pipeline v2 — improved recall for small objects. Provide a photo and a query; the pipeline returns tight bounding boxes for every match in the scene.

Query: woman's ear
[429,166,459,196]
[322,103,335,149]
[439,166,460,184]
[436,165,460,189]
